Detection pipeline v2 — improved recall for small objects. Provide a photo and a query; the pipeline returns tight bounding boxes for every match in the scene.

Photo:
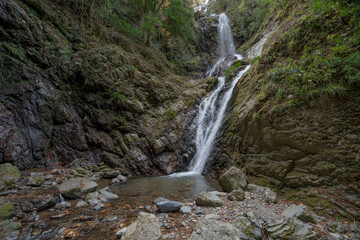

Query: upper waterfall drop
[218,13,236,58]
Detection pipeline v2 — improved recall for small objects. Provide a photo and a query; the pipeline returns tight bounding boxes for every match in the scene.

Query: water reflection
[104,175,220,206]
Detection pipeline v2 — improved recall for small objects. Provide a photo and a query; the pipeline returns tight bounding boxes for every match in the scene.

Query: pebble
[76,201,88,208]
[51,214,66,219]
[116,228,127,238]
[94,203,104,211]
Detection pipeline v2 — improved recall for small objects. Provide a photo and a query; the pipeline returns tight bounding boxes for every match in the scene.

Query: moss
[163,109,176,120]
[0,200,15,220]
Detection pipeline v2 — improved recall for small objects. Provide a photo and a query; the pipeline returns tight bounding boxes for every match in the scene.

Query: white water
[218,13,236,58]
[171,13,272,176]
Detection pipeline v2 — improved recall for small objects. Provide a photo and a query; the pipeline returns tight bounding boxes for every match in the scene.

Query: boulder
[264,188,277,203]
[195,191,225,207]
[21,195,57,212]
[266,217,317,240]
[190,214,240,240]
[121,212,163,240]
[218,167,248,192]
[85,187,118,206]
[282,205,316,223]
[156,201,183,213]
[234,211,262,240]
[228,189,245,201]
[0,197,15,220]
[103,170,121,179]
[0,220,21,239]
[0,163,21,188]
[153,138,166,155]
[27,176,43,187]
[111,174,128,186]
[57,178,97,199]
[247,184,277,203]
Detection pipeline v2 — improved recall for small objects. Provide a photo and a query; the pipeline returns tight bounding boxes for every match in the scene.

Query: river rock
[154,197,169,204]
[282,205,316,223]
[264,188,277,203]
[228,189,245,201]
[190,214,240,240]
[76,200,88,208]
[266,217,317,240]
[103,170,121,179]
[247,184,277,203]
[0,220,21,239]
[156,201,183,213]
[116,228,127,238]
[27,176,43,187]
[21,195,57,212]
[234,211,262,240]
[218,166,248,192]
[179,206,192,214]
[121,212,163,240]
[111,174,128,186]
[0,163,21,188]
[85,187,118,206]
[57,178,97,199]
[0,197,15,220]
[195,191,225,207]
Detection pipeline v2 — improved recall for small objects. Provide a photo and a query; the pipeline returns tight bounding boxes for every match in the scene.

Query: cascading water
[171,13,272,177]
[218,13,235,58]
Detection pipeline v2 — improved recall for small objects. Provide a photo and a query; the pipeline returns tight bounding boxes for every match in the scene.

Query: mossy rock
[0,197,15,220]
[0,220,21,239]
[0,163,21,188]
[218,166,248,192]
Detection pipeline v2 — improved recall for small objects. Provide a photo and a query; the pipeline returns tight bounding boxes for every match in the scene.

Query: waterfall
[189,66,250,173]
[171,13,272,177]
[218,13,235,58]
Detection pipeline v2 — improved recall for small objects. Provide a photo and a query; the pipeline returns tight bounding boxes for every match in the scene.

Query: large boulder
[195,191,225,207]
[156,201,183,213]
[0,163,21,188]
[234,212,262,240]
[282,205,316,223]
[190,214,240,240]
[57,178,97,199]
[218,167,248,192]
[266,217,317,240]
[121,212,163,240]
[0,197,15,220]
[85,187,118,206]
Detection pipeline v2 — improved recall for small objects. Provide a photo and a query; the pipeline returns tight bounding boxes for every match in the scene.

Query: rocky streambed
[0,163,359,240]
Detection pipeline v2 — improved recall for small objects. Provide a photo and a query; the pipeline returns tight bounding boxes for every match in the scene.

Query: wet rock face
[0,0,194,175]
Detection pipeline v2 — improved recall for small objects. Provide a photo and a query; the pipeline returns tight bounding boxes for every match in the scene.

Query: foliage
[264,0,360,104]
[225,61,243,80]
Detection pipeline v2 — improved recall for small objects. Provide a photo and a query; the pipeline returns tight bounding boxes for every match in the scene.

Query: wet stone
[156,201,183,213]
